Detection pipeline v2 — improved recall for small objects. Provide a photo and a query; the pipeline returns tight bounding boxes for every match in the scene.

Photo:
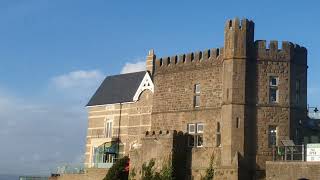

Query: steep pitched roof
[87,71,147,106]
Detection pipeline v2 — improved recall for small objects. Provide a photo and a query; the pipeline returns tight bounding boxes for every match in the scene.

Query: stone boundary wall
[49,168,107,180]
[266,161,320,180]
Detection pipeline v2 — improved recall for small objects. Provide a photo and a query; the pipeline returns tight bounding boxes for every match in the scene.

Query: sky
[0,0,319,177]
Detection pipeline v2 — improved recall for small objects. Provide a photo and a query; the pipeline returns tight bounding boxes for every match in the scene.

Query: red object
[124,159,130,172]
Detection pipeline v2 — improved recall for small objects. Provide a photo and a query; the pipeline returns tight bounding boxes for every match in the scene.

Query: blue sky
[0,0,319,176]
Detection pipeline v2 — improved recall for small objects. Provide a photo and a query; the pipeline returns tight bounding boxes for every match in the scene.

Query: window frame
[188,123,204,148]
[105,120,113,138]
[268,125,277,148]
[269,76,279,103]
[188,123,196,134]
[194,83,201,108]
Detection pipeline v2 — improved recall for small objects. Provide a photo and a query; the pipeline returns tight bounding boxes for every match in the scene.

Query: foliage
[128,168,136,180]
[141,158,174,180]
[201,153,215,180]
[104,156,129,180]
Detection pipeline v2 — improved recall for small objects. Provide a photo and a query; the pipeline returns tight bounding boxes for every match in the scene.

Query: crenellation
[225,18,254,32]
[254,40,298,61]
[154,48,222,70]
[143,130,173,138]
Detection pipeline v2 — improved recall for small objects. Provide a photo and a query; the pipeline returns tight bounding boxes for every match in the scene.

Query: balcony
[92,162,114,169]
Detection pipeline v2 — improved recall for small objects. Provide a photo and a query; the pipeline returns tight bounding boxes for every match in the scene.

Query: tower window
[268,125,277,147]
[269,76,279,103]
[236,118,240,128]
[216,122,221,147]
[194,84,201,107]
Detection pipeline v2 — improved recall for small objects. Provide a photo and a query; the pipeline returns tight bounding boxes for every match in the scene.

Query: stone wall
[49,168,107,180]
[266,161,320,180]
[129,130,238,180]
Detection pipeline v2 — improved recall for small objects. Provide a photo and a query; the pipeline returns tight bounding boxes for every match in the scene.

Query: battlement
[144,130,174,138]
[225,18,254,31]
[254,40,307,61]
[154,48,222,70]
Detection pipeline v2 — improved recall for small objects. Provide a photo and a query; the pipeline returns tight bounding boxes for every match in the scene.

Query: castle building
[85,18,308,179]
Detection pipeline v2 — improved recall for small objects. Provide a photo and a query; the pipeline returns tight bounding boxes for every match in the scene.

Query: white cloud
[51,70,104,90]
[0,89,87,176]
[50,70,105,101]
[0,69,106,176]
[121,60,146,74]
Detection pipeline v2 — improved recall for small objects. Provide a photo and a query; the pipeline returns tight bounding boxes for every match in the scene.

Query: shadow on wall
[172,131,192,180]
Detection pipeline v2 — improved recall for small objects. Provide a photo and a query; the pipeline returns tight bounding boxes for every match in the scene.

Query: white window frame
[105,120,113,138]
[197,123,204,133]
[188,123,204,148]
[195,84,201,94]
[188,123,196,134]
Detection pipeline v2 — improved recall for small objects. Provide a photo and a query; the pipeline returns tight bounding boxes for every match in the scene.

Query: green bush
[141,159,173,180]
[104,156,129,180]
[201,153,215,180]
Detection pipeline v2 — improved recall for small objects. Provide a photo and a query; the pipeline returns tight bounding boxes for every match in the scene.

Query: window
[188,123,204,147]
[268,125,277,147]
[296,80,301,104]
[236,118,240,128]
[188,124,196,134]
[216,122,221,147]
[105,120,113,138]
[194,84,201,107]
[197,123,204,133]
[269,76,279,103]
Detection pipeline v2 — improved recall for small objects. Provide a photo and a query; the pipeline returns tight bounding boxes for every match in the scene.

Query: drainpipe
[117,102,122,160]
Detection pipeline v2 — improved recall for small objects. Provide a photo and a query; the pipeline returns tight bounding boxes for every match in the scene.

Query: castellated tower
[221,18,254,167]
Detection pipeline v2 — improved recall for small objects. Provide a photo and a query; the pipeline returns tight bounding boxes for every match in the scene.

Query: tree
[104,156,130,180]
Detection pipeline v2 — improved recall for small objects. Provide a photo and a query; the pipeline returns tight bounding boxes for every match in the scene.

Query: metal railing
[52,164,86,174]
[272,145,305,161]
[92,162,114,168]
[308,112,320,119]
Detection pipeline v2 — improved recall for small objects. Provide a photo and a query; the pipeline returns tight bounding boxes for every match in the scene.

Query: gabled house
[85,57,155,168]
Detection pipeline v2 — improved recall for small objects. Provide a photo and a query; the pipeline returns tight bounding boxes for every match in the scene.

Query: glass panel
[270,76,278,86]
[188,135,195,147]
[194,95,200,107]
[270,88,278,103]
[217,122,220,133]
[197,135,203,147]
[197,124,204,133]
[268,125,277,147]
[195,84,200,94]
[188,124,195,133]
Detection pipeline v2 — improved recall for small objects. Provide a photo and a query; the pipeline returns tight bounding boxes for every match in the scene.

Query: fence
[272,145,305,161]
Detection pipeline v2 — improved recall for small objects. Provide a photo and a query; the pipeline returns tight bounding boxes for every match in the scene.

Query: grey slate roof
[87,71,146,106]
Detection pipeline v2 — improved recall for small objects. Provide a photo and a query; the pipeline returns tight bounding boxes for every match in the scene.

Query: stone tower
[221,18,255,166]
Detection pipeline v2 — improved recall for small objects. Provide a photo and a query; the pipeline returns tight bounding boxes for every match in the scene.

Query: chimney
[146,49,155,75]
